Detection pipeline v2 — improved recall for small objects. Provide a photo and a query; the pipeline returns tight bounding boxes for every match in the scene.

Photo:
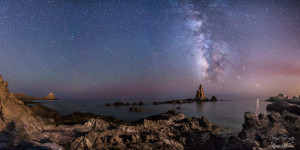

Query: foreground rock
[235,100,300,149]
[238,111,300,149]
[0,75,49,149]
[68,110,222,150]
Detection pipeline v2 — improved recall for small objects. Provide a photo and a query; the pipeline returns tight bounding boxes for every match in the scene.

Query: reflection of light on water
[256,98,260,114]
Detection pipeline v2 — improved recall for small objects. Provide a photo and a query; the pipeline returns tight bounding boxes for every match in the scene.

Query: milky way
[183,2,232,82]
[0,0,300,99]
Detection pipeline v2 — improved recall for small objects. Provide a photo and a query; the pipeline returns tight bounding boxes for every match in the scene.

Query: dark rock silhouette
[210,96,218,101]
[138,101,144,106]
[113,102,125,106]
[266,93,288,102]
[153,102,161,105]
[266,93,300,105]
[129,107,142,112]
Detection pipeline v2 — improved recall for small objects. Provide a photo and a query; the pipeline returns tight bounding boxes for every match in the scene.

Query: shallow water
[33,98,271,129]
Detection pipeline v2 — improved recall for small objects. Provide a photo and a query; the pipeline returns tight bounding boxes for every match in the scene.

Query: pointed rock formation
[42,93,58,100]
[195,84,207,100]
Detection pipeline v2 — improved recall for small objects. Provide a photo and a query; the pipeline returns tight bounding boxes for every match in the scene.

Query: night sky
[1,0,300,99]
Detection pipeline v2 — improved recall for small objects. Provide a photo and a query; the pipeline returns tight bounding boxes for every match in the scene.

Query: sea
[32,98,271,130]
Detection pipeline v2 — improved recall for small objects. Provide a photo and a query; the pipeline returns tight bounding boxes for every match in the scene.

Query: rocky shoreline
[0,75,299,149]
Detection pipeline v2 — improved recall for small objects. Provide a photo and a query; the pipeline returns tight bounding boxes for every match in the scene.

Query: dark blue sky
[1,0,300,99]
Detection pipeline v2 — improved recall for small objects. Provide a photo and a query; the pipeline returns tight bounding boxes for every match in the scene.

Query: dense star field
[0,0,300,99]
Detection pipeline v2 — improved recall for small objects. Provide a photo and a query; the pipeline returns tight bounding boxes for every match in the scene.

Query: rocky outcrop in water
[42,93,58,100]
[138,101,144,106]
[267,93,300,105]
[153,99,195,105]
[195,84,207,101]
[108,101,144,107]
[129,107,142,112]
[210,96,218,101]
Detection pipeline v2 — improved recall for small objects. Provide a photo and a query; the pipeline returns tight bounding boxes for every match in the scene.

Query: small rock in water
[129,107,142,112]
[138,101,144,106]
[114,102,125,106]
[210,96,218,101]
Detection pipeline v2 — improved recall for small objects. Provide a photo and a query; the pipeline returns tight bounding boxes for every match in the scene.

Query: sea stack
[42,93,58,100]
[195,84,207,101]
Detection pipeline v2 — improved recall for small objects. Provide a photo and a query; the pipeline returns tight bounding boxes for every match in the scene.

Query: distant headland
[13,92,58,100]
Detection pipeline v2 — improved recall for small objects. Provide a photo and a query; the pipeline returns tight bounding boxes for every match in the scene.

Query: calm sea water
[33,98,271,129]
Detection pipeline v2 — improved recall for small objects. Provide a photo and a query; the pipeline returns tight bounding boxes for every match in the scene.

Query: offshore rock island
[0,74,299,149]
[153,84,218,105]
[195,84,207,101]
